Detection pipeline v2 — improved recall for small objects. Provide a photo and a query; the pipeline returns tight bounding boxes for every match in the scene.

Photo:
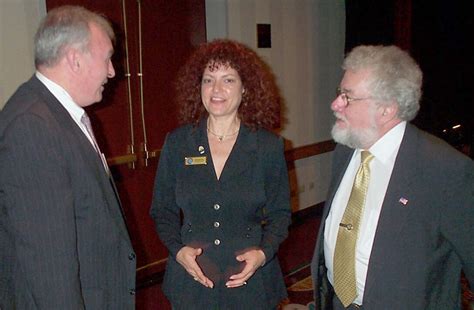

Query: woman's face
[201,64,244,119]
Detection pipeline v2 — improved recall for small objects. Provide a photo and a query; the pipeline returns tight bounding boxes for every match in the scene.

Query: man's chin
[332,125,381,149]
[331,126,349,144]
[93,94,103,104]
[331,125,361,149]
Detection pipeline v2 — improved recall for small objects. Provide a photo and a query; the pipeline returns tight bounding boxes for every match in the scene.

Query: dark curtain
[345,0,473,158]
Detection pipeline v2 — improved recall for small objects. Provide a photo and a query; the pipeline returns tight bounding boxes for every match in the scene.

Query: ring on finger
[243,281,247,285]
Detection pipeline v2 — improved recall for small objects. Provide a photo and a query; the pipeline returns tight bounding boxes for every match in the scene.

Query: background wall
[0,0,46,109]
[1,0,345,211]
[206,0,345,210]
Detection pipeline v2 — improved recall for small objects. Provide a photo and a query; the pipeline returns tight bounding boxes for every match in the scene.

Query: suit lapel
[29,77,104,175]
[184,120,217,184]
[312,145,353,308]
[363,124,419,300]
[317,146,354,264]
[189,120,257,184]
[30,76,131,242]
[324,146,354,220]
[218,124,257,183]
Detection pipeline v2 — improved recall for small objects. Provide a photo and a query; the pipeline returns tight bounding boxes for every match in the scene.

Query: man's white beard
[331,122,379,149]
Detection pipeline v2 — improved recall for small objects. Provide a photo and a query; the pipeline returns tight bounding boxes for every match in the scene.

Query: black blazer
[150,120,291,309]
[0,76,136,309]
[311,124,474,309]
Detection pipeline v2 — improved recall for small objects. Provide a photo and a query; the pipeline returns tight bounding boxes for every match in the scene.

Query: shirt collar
[367,121,406,164]
[35,71,86,121]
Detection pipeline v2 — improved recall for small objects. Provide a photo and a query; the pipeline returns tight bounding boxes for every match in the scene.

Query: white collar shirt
[324,121,406,305]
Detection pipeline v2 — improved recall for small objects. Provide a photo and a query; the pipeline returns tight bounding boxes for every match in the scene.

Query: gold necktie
[333,150,374,307]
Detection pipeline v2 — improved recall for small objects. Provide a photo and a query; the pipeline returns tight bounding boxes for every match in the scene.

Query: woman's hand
[176,246,214,288]
[226,248,266,288]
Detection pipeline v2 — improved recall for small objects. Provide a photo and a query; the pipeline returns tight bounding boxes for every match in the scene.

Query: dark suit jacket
[0,76,136,309]
[150,120,291,309]
[311,123,474,310]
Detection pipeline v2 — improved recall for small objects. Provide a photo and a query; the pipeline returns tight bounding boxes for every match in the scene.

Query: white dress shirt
[324,121,406,305]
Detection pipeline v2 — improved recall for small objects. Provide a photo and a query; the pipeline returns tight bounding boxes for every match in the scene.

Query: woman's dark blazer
[150,119,291,309]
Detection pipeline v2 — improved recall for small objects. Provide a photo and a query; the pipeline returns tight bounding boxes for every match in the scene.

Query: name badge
[185,156,207,165]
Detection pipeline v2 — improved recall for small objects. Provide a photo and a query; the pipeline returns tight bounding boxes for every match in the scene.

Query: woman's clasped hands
[176,246,266,289]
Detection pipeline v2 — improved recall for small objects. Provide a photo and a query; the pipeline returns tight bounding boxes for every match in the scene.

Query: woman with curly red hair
[151,39,291,309]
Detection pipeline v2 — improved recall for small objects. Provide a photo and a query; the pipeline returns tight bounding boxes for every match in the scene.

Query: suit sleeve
[1,113,84,308]
[260,136,292,261]
[440,157,474,284]
[150,134,184,258]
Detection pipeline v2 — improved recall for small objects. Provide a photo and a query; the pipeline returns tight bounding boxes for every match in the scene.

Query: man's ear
[65,47,81,73]
[380,101,398,120]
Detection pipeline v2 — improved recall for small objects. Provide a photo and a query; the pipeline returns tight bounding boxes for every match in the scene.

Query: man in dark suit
[311,45,473,309]
[0,6,136,309]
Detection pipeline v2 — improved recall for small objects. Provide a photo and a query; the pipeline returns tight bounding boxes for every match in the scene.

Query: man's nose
[331,95,345,111]
[108,61,115,78]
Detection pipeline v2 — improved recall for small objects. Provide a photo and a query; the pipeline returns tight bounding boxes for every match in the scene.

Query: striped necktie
[81,112,110,174]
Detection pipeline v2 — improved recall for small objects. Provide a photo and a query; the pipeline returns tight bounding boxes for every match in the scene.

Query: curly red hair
[175,39,281,130]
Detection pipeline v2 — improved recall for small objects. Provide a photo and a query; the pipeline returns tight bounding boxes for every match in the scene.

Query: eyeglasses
[336,87,371,107]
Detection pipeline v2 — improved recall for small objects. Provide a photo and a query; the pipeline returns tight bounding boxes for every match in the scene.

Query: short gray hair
[343,45,422,121]
[34,5,114,68]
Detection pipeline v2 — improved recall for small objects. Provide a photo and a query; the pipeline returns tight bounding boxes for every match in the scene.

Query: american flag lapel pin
[399,197,409,206]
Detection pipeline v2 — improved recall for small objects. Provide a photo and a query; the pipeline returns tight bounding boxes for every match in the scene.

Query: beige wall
[0,0,46,109]
[206,0,345,210]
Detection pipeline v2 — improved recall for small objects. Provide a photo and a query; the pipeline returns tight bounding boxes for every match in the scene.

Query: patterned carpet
[280,264,315,310]
[283,275,315,309]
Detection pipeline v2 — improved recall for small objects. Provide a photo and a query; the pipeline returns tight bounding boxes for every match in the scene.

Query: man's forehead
[341,69,372,89]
